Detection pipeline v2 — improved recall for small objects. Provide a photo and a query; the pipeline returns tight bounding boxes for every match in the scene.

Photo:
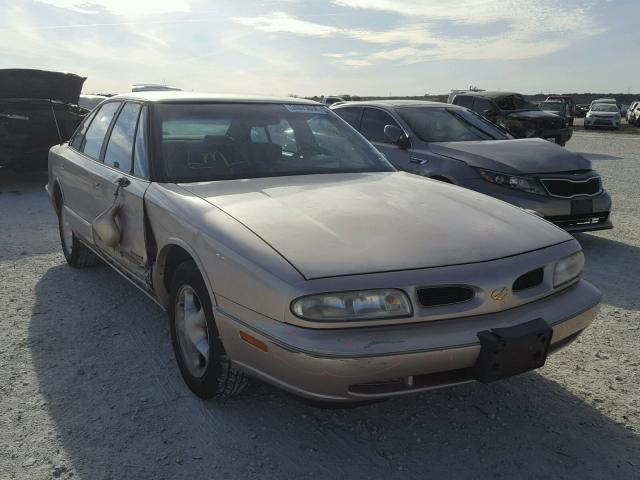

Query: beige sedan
[47,92,601,402]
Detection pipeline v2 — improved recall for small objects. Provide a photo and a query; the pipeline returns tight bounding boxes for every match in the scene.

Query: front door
[359,107,420,173]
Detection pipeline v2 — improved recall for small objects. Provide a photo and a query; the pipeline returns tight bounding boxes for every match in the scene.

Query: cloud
[322,51,358,58]
[234,1,604,65]
[36,0,191,16]
[232,11,339,37]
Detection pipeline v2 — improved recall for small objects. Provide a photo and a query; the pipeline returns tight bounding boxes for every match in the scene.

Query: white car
[627,101,640,124]
[584,103,621,130]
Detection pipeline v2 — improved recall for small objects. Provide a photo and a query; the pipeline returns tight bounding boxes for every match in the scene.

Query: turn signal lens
[239,331,268,352]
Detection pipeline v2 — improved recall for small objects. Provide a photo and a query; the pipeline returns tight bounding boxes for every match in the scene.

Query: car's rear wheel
[168,260,248,399]
[58,201,100,268]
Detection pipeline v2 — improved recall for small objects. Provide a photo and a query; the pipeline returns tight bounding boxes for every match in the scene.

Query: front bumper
[585,117,620,128]
[533,127,572,144]
[215,280,601,402]
[458,179,612,233]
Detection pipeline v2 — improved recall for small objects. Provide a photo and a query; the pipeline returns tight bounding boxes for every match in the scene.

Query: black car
[0,69,89,172]
[332,100,612,233]
[450,91,572,146]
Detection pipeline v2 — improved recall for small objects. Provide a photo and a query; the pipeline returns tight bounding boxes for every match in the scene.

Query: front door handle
[117,177,131,188]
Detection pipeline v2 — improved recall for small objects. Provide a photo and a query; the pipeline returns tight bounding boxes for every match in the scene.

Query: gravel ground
[1,131,638,480]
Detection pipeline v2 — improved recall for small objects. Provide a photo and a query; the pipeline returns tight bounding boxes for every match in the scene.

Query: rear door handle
[93,182,101,189]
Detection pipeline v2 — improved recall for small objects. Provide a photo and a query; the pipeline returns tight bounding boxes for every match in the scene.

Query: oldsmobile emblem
[491,287,509,301]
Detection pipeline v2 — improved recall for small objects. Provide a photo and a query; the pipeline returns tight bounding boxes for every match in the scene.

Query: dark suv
[451,91,572,146]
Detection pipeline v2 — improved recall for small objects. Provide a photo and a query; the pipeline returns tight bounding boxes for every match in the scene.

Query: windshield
[540,102,564,112]
[154,103,394,182]
[494,95,537,111]
[590,104,619,112]
[397,107,510,143]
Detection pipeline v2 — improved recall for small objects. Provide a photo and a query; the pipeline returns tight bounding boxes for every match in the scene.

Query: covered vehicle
[47,92,600,402]
[0,69,88,171]
[450,91,573,146]
[333,100,612,233]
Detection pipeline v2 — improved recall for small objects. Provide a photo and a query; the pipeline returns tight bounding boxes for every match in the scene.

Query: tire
[58,202,100,268]
[168,260,248,399]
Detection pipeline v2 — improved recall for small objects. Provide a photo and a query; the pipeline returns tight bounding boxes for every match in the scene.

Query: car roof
[332,99,457,109]
[455,91,520,99]
[108,91,321,105]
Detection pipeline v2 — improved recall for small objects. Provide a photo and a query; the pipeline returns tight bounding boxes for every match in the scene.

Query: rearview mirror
[384,124,410,149]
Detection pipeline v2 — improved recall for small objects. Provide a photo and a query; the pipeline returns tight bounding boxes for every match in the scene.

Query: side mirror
[384,124,410,149]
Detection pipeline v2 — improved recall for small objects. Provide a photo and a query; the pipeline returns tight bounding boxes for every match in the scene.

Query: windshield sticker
[284,104,328,114]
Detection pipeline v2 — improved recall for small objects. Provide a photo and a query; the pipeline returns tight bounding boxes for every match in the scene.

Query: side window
[133,106,150,179]
[472,98,494,114]
[360,108,400,144]
[104,102,142,172]
[453,96,473,108]
[70,110,97,150]
[81,102,121,160]
[333,107,362,129]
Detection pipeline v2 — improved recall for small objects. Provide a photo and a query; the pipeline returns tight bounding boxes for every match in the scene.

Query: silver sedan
[47,92,601,402]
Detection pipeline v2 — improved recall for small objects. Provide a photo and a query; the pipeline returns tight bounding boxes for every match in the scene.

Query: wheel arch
[429,175,455,184]
[52,180,64,214]
[153,239,216,309]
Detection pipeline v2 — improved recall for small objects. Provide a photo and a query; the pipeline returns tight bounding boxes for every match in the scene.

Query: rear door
[92,101,151,282]
[59,101,121,243]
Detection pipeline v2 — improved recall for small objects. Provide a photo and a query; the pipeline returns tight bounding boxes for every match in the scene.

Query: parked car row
[47,91,605,403]
[332,100,611,232]
[448,91,572,145]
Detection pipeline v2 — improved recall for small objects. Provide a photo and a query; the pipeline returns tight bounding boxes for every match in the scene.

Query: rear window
[453,95,473,108]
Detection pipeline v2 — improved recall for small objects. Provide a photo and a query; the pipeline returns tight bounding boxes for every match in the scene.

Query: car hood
[180,172,571,279]
[0,69,86,104]
[427,138,592,175]
[506,109,559,120]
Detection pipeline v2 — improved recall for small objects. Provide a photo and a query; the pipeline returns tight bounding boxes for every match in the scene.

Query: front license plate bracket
[474,318,552,383]
[571,198,594,215]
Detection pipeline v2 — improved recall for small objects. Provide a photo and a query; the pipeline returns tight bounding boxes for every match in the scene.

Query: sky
[1,0,637,96]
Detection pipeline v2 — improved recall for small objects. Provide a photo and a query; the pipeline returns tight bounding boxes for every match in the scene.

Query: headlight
[291,289,412,321]
[553,251,585,287]
[586,112,593,117]
[476,168,546,195]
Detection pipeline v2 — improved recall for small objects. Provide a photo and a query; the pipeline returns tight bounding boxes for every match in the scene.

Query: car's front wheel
[168,260,248,399]
[58,201,100,268]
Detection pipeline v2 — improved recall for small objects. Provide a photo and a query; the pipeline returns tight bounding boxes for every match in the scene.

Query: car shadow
[30,264,639,479]
[576,233,640,312]
[0,170,59,262]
